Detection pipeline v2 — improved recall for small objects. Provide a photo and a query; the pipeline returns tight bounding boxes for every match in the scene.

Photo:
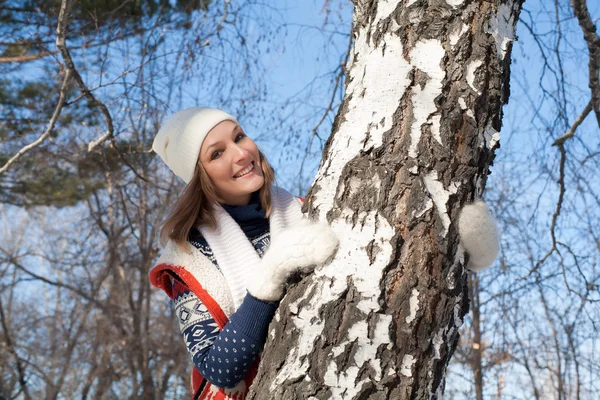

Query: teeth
[234,162,254,178]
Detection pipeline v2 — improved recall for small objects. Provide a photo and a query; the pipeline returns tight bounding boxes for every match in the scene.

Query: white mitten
[458,201,500,271]
[247,221,339,301]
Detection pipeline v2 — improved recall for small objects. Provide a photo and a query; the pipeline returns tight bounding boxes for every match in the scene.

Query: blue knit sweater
[171,192,278,388]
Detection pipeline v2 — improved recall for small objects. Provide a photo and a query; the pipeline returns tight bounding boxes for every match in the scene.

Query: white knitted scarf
[198,186,305,308]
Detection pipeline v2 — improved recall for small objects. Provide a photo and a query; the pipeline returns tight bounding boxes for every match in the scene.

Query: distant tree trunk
[249,0,523,398]
[470,273,484,400]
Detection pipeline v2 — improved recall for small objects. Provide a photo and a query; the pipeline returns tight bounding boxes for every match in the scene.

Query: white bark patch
[412,197,433,219]
[405,288,420,323]
[466,60,483,95]
[449,23,468,47]
[432,329,445,360]
[423,171,460,235]
[375,0,398,22]
[431,115,442,145]
[454,295,464,328]
[325,314,393,398]
[446,0,465,7]
[273,210,395,392]
[482,125,500,150]
[459,97,476,122]
[447,244,465,290]
[310,24,411,220]
[486,3,516,59]
[401,354,416,377]
[272,277,346,387]
[408,39,446,158]
[321,211,394,398]
[321,210,395,313]
[406,0,419,7]
[435,384,444,400]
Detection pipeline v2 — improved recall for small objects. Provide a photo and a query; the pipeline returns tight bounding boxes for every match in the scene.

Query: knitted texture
[458,200,500,271]
[191,291,277,388]
[152,107,237,183]
[221,191,268,237]
[172,282,276,389]
[247,221,339,301]
[198,187,325,306]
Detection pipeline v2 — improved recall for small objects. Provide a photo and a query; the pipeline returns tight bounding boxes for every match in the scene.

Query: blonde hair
[160,150,275,247]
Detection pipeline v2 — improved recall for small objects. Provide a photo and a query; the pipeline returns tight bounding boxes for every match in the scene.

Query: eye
[211,150,222,160]
[235,132,246,142]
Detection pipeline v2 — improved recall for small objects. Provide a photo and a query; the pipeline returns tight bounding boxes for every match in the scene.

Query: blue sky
[2,1,598,396]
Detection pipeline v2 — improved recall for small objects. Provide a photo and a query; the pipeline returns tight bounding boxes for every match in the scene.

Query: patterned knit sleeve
[171,278,278,389]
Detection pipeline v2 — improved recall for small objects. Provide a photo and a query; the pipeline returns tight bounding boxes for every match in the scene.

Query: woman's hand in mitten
[458,201,500,271]
[247,221,339,301]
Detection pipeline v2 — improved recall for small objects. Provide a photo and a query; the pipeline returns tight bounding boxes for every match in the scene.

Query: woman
[150,107,339,400]
[149,107,499,400]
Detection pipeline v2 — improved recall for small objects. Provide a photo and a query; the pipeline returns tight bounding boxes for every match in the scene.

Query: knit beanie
[152,107,238,183]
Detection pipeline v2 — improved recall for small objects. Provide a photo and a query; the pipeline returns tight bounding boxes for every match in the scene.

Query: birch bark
[250,0,523,398]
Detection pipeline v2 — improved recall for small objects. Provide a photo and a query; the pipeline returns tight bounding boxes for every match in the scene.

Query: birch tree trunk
[250,0,522,398]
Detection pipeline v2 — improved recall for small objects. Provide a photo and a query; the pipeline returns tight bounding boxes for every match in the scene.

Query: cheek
[248,143,261,163]
[205,162,231,184]
[244,139,259,153]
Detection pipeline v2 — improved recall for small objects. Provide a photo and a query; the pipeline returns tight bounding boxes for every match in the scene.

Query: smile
[234,161,255,178]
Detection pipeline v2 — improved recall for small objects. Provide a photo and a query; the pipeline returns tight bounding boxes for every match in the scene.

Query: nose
[232,144,249,164]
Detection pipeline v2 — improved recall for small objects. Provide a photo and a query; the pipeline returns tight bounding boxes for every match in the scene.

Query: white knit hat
[152,107,238,183]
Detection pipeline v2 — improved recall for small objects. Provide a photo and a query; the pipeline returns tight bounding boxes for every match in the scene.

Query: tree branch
[0,69,72,176]
[0,50,56,63]
[571,0,600,127]
[55,0,115,152]
[552,100,592,146]
[0,298,32,400]
[524,144,566,279]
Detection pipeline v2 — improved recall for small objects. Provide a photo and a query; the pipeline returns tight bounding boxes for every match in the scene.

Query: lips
[233,161,255,178]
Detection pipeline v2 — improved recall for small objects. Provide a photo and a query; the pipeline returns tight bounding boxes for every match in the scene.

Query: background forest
[0,0,598,399]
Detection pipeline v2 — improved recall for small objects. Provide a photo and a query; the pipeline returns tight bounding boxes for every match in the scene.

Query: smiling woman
[148,107,340,400]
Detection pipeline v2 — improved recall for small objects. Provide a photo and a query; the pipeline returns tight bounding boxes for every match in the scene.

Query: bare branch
[523,144,566,279]
[552,100,593,146]
[0,298,32,400]
[0,50,56,63]
[571,0,600,126]
[55,0,115,152]
[0,69,72,176]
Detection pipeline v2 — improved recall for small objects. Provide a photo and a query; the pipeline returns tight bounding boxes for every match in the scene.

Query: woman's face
[198,120,264,205]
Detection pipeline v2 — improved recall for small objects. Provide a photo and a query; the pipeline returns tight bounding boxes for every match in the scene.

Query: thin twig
[552,100,593,146]
[523,144,566,278]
